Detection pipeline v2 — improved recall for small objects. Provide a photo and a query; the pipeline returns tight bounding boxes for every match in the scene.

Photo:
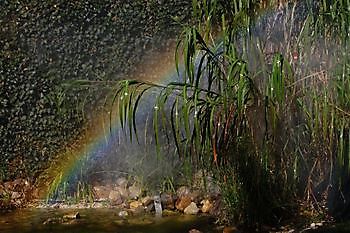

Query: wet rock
[201,199,213,213]
[63,212,80,220]
[175,195,191,211]
[130,200,143,209]
[141,196,153,206]
[161,193,175,210]
[144,202,154,212]
[310,223,316,229]
[184,202,199,215]
[128,183,142,199]
[108,190,123,205]
[91,202,105,208]
[118,210,129,217]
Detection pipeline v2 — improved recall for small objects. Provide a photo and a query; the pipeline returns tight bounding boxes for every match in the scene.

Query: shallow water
[0,208,219,233]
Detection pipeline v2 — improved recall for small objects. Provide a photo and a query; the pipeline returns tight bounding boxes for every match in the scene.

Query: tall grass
[113,0,350,225]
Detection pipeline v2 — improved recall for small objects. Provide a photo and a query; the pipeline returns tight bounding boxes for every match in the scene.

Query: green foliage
[114,0,350,226]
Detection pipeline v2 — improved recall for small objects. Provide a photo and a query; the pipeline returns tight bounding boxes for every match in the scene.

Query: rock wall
[0,0,191,181]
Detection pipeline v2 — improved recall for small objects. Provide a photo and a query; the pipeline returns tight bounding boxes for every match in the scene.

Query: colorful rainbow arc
[38,46,180,199]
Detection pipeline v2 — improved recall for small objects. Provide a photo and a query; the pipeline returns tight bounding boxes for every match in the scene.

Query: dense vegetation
[116,0,350,226]
[0,0,190,182]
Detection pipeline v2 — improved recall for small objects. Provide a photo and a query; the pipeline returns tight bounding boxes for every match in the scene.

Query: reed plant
[113,0,350,226]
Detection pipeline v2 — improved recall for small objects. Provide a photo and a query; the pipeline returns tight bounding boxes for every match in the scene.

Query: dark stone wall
[0,0,191,181]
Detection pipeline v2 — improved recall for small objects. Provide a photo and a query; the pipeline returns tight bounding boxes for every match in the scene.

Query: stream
[0,208,219,233]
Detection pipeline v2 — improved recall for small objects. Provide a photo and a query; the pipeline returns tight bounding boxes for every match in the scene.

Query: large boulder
[108,190,123,205]
[116,177,128,188]
[114,186,129,199]
[93,185,112,200]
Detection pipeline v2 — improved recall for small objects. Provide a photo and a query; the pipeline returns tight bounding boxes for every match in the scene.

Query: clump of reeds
[114,0,350,226]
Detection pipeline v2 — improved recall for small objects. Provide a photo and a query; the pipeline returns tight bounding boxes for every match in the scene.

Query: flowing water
[0,209,219,233]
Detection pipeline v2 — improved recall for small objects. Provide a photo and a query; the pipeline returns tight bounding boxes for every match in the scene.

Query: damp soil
[0,208,219,233]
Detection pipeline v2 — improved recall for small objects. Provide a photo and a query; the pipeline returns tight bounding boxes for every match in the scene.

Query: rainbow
[37,44,181,199]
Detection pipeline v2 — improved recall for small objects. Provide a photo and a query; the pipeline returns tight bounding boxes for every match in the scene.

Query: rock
[118,210,129,217]
[184,202,199,215]
[108,190,123,205]
[175,195,191,211]
[209,199,222,216]
[129,201,144,214]
[144,202,154,212]
[207,180,220,197]
[189,190,202,203]
[0,184,5,195]
[141,196,153,206]
[189,229,202,233]
[30,187,40,199]
[51,203,60,208]
[201,199,213,213]
[128,183,142,199]
[114,186,129,199]
[176,186,191,198]
[94,186,111,200]
[161,193,175,210]
[4,181,13,190]
[11,191,21,199]
[10,179,29,191]
[129,201,143,209]
[116,177,128,188]
[63,212,80,219]
[316,222,323,227]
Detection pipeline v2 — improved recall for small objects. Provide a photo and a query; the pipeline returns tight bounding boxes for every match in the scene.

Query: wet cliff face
[0,0,191,181]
